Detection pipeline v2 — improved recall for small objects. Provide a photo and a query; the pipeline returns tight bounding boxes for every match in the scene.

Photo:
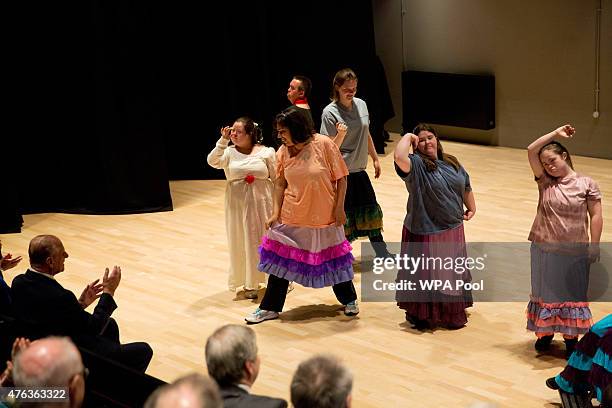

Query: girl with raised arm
[526,124,602,357]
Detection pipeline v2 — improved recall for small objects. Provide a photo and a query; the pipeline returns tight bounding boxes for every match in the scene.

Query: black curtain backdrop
[2,0,394,233]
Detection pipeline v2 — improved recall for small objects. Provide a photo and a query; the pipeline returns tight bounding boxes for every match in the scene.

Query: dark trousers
[260,274,357,312]
[99,318,153,373]
[370,233,392,258]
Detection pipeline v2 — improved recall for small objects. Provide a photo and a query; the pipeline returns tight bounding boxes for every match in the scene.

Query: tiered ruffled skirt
[344,171,384,242]
[526,243,593,336]
[555,314,611,403]
[396,224,473,328]
[258,223,354,288]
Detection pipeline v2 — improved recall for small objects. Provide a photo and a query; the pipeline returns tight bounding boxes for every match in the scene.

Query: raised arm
[206,126,232,169]
[394,133,418,173]
[333,122,348,147]
[527,124,574,178]
[320,112,348,147]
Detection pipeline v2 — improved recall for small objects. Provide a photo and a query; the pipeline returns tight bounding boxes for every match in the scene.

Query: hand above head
[102,266,122,296]
[220,126,233,140]
[401,133,419,149]
[554,124,575,139]
[78,278,104,308]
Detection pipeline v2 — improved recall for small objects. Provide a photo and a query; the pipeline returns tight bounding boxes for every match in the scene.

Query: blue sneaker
[245,307,279,324]
[344,300,359,316]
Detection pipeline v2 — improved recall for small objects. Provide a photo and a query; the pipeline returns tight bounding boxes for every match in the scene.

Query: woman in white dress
[207,117,275,299]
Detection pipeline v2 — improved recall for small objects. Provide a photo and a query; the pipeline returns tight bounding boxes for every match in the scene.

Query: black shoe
[405,313,415,325]
[535,335,554,351]
[546,377,560,390]
[564,338,578,359]
[412,318,430,331]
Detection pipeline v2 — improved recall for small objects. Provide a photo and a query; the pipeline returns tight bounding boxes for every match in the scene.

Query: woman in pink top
[526,124,603,358]
[245,106,358,324]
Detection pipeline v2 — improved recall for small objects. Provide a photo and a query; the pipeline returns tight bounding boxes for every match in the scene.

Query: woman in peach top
[526,124,603,358]
[245,106,358,324]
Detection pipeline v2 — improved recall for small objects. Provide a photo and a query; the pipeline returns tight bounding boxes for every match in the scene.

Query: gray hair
[291,354,353,408]
[205,325,257,386]
[144,373,222,408]
[13,336,83,388]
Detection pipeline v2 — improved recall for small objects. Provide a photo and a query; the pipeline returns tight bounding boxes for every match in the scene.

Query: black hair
[274,106,314,144]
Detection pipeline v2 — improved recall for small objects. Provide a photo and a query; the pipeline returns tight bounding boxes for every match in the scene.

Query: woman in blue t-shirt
[393,123,476,330]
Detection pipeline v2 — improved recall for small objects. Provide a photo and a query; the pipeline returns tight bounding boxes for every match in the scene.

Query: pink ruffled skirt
[258,223,354,288]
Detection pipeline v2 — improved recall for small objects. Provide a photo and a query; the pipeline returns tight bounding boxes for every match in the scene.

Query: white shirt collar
[28,267,56,280]
[236,383,251,393]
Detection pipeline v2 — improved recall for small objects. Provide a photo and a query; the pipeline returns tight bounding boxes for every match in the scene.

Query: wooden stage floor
[2,134,611,407]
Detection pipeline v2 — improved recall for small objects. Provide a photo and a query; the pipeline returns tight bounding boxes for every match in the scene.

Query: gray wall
[373,0,612,158]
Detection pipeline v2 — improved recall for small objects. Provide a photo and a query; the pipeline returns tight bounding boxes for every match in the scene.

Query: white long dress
[207,137,275,291]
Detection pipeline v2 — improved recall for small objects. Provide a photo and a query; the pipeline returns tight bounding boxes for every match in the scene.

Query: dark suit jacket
[0,271,11,316]
[219,384,287,408]
[11,269,117,352]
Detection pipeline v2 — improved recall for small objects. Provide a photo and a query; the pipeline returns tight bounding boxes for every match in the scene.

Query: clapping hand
[1,253,22,271]
[102,266,122,296]
[78,279,104,308]
[0,240,22,271]
[1,337,31,387]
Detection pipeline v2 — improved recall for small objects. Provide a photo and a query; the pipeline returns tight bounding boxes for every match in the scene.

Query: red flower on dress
[244,174,255,184]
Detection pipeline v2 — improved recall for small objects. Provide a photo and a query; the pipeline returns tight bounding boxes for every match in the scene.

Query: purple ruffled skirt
[258,223,354,288]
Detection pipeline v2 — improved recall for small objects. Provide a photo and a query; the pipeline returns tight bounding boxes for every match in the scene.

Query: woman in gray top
[393,123,476,330]
[320,68,391,258]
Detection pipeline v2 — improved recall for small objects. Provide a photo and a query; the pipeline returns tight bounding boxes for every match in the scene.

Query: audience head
[205,325,260,388]
[274,106,314,146]
[28,235,69,276]
[230,117,262,148]
[290,354,353,408]
[12,336,85,408]
[144,373,222,408]
[331,68,358,104]
[412,123,461,171]
[539,141,574,178]
[288,75,312,104]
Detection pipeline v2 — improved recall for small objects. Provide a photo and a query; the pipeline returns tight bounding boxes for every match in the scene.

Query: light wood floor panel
[2,134,611,407]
